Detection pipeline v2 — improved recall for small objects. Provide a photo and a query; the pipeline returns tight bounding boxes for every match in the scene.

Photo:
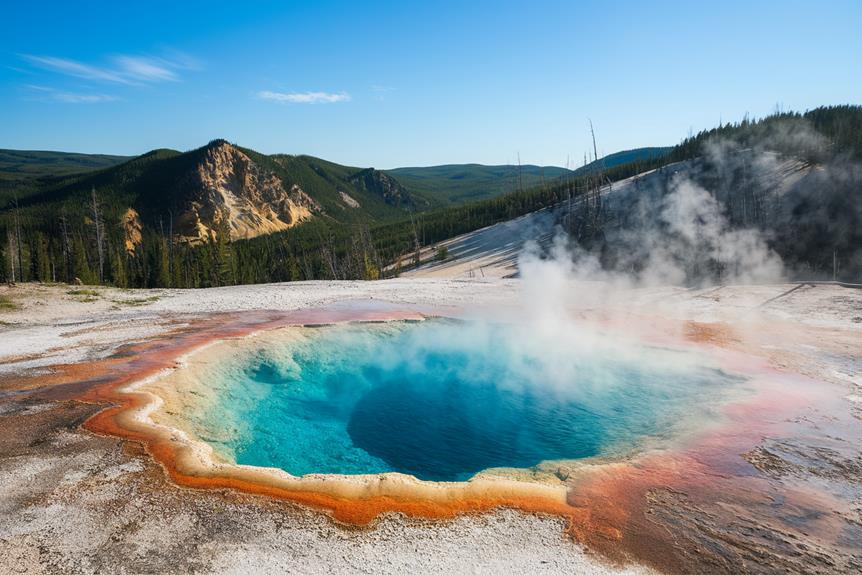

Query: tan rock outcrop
[120,208,143,252]
[178,142,317,242]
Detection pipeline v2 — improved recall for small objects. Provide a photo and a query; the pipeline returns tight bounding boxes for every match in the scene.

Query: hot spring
[177,319,743,482]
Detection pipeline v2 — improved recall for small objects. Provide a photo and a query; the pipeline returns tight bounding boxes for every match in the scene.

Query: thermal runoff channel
[187,320,743,482]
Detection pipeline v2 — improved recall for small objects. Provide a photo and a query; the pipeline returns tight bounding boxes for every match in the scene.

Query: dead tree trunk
[12,196,23,282]
[6,228,16,283]
[90,187,105,283]
[59,210,72,281]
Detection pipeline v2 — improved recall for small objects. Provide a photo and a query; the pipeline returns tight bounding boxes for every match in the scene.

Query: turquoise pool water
[199,320,739,481]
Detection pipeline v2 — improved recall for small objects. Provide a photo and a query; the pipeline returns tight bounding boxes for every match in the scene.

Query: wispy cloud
[22,55,131,84]
[257,90,351,104]
[24,85,118,104]
[114,56,179,82]
[20,52,198,85]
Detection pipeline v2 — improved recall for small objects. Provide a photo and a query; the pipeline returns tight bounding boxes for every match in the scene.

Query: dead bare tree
[168,210,174,278]
[316,229,338,280]
[563,121,610,246]
[517,152,523,193]
[59,209,72,280]
[14,196,23,281]
[6,228,17,283]
[589,119,599,166]
[588,121,608,238]
[90,187,105,283]
[409,208,421,268]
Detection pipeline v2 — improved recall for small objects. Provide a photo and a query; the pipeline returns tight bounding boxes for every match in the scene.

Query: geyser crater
[173,319,743,482]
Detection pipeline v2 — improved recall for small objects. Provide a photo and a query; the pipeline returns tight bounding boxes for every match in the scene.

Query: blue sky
[2,1,859,168]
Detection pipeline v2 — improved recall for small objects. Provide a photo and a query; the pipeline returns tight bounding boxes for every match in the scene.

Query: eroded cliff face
[348,168,412,208]
[120,208,143,253]
[177,142,318,242]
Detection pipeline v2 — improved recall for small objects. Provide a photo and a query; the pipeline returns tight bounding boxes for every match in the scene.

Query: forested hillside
[387,146,669,207]
[0,139,421,286]
[1,105,859,287]
[230,105,862,285]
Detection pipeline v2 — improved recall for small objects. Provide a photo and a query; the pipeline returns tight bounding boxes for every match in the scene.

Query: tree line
[1,105,859,287]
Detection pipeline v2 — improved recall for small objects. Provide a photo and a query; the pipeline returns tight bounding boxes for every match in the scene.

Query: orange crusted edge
[75,310,583,527]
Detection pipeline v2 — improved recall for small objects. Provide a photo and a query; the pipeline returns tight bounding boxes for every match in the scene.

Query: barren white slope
[404,155,811,280]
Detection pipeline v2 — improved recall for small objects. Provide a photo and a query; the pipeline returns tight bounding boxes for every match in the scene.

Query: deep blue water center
[205,320,736,482]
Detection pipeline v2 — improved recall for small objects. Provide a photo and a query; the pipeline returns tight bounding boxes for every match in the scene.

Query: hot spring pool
[187,320,742,482]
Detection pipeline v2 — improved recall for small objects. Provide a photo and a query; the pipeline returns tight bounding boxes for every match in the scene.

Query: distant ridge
[386,163,573,206]
[570,147,672,176]
[0,149,131,180]
[387,147,671,205]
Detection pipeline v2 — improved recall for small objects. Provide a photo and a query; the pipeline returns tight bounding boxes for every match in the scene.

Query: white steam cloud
[515,125,862,290]
[526,173,786,288]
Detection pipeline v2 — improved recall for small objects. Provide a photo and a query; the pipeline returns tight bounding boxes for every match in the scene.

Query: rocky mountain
[3,140,421,247]
[174,141,317,242]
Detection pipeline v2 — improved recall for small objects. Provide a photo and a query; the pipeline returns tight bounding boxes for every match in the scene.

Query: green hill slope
[0,149,130,181]
[386,163,573,206]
